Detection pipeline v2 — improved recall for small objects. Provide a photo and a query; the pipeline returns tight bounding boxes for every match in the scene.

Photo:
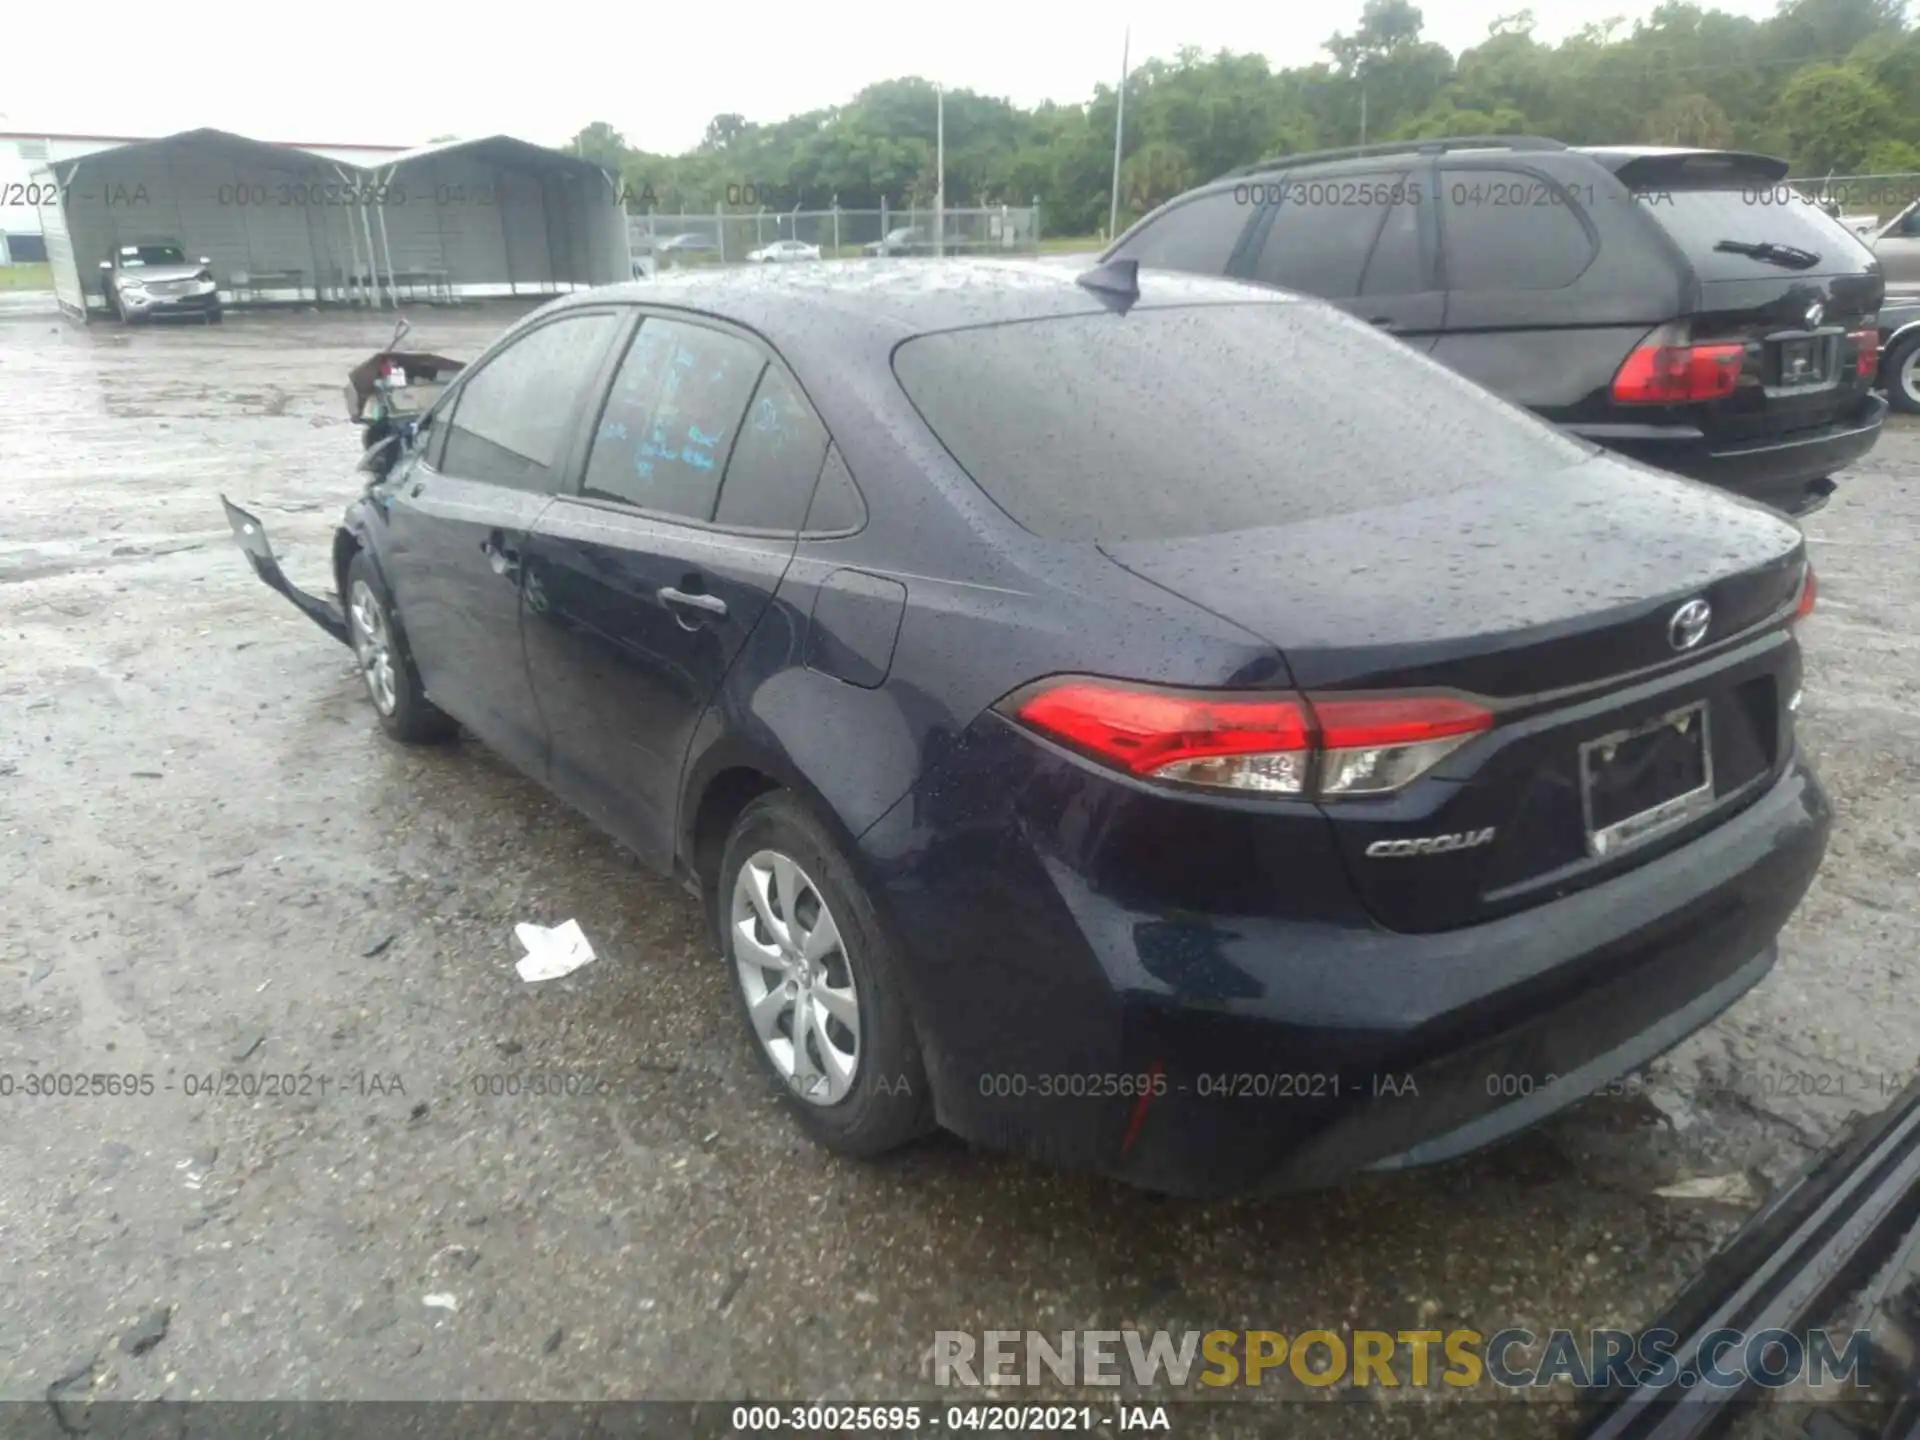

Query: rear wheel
[206,306,224,325]
[1883,331,1920,414]
[718,792,934,1157]
[344,551,456,744]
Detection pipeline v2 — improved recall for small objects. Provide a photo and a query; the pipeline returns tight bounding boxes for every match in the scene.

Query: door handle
[657,585,727,619]
[481,530,521,581]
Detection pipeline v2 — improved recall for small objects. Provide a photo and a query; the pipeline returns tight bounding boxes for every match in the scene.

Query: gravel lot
[1,300,1914,1435]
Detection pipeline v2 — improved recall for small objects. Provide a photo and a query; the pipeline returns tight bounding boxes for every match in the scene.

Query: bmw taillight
[1611,323,1745,404]
[1791,562,1818,623]
[1850,328,1878,377]
[1003,680,1493,799]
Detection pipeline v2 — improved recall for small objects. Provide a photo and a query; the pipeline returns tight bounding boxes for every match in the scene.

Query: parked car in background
[864,226,927,256]
[99,241,221,324]
[1868,197,1920,292]
[1106,138,1886,518]
[1872,294,1920,412]
[748,239,822,264]
[643,233,720,256]
[221,260,1827,1197]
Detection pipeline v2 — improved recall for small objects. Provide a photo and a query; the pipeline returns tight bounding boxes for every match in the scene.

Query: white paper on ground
[513,918,597,982]
[1653,1173,1758,1203]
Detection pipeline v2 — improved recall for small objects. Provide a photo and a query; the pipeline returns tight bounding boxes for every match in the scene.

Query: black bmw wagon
[226,259,1830,1197]
[1107,138,1886,518]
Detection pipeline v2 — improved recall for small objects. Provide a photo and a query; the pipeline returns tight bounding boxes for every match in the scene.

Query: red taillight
[1612,326,1745,404]
[1851,328,1879,377]
[1792,563,1818,622]
[1013,683,1312,789]
[1008,681,1493,798]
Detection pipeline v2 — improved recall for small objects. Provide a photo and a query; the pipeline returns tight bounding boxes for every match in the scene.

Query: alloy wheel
[730,849,861,1105]
[348,579,398,716]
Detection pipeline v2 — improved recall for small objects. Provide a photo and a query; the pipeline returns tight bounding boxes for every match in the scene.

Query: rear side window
[1438,165,1596,291]
[582,317,764,520]
[893,304,1595,544]
[1109,190,1250,275]
[1637,187,1877,280]
[713,366,831,532]
[439,313,621,491]
[1249,172,1406,298]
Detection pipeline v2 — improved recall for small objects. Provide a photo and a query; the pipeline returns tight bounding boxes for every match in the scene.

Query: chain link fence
[1788,172,1920,233]
[627,204,1043,274]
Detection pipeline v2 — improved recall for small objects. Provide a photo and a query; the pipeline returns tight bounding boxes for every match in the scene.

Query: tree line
[568,0,1920,238]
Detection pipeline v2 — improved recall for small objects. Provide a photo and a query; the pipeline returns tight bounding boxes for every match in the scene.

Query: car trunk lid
[1102,459,1808,932]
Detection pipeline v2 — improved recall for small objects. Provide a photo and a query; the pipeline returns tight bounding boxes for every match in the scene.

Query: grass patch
[0,262,53,292]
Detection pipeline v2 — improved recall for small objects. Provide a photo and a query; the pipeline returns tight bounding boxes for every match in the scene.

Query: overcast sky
[7,0,1786,155]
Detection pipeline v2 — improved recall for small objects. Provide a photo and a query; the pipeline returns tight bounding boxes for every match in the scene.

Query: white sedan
[747,240,822,263]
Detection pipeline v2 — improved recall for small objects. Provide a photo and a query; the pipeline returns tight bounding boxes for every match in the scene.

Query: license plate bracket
[1777,336,1830,387]
[1579,702,1714,858]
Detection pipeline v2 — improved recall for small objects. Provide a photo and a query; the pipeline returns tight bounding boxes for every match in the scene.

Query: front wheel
[344,551,456,744]
[1883,330,1920,414]
[718,792,934,1157]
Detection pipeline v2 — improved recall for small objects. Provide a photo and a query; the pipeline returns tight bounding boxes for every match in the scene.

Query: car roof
[548,258,1298,351]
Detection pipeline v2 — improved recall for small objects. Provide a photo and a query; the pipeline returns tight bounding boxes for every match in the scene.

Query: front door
[519,315,830,866]
[380,307,624,774]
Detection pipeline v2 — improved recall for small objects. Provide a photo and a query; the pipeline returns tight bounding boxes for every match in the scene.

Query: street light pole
[1109,26,1130,241]
[935,83,946,258]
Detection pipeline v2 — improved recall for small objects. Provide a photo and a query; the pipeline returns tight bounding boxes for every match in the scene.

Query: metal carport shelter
[351,135,628,308]
[34,128,627,321]
[37,128,357,320]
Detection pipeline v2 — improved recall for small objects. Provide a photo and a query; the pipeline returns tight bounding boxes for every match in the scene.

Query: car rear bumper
[1571,393,1886,516]
[860,728,1830,1198]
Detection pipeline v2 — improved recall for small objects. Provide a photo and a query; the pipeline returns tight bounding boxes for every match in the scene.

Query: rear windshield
[891,303,1596,543]
[1637,187,1876,280]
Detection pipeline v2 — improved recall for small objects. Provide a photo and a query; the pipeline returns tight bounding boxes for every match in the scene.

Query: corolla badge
[1668,598,1712,652]
[1366,827,1495,858]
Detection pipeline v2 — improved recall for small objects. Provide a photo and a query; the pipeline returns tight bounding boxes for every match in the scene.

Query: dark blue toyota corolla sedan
[224,259,1829,1197]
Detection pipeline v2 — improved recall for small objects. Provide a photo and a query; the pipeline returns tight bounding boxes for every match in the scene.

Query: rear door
[1239,165,1444,349]
[383,307,623,773]
[518,313,823,866]
[1430,160,1628,405]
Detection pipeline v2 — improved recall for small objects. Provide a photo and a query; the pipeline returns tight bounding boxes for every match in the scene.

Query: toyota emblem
[1805,301,1825,329]
[1668,599,1712,652]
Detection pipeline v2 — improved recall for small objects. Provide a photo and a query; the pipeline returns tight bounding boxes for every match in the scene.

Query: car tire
[1883,331,1920,414]
[718,791,935,1158]
[343,550,457,744]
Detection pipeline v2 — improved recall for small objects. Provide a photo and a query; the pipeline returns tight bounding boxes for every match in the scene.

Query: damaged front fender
[219,494,353,647]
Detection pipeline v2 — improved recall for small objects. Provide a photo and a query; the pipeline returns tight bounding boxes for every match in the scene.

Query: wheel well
[689,767,782,902]
[331,528,363,603]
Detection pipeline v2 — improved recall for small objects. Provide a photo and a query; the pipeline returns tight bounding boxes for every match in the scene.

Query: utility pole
[935,83,946,258]
[1109,26,1130,241]
[1359,88,1368,147]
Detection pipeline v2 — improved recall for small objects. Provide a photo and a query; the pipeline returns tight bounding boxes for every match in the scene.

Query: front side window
[1109,190,1252,276]
[438,312,622,491]
[1250,172,1406,298]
